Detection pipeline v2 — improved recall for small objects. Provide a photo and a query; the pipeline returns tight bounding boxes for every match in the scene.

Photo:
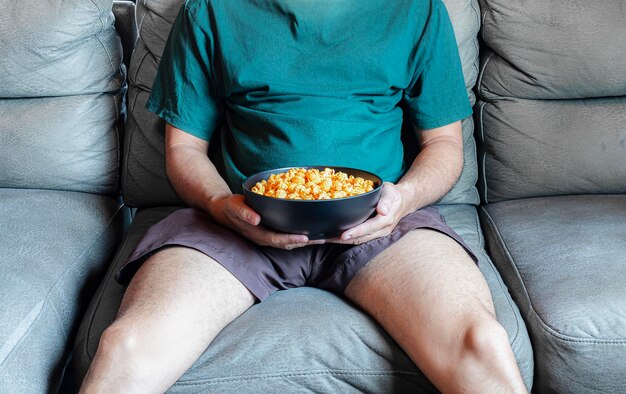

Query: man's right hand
[165,124,322,250]
[210,194,324,250]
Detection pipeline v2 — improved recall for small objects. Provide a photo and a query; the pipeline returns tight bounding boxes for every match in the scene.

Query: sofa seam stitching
[113,92,121,193]
[173,370,424,387]
[480,0,493,44]
[94,36,121,92]
[478,101,489,203]
[477,51,494,103]
[131,40,151,90]
[140,1,168,41]
[121,83,143,205]
[136,2,148,34]
[90,0,105,32]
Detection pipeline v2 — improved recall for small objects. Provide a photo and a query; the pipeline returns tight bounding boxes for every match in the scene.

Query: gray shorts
[117,207,477,301]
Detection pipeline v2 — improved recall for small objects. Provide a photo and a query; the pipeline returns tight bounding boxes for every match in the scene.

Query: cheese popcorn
[251,168,375,200]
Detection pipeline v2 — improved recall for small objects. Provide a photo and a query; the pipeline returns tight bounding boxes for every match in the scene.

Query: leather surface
[73,204,533,391]
[478,0,626,100]
[0,189,127,393]
[476,0,626,203]
[113,1,138,73]
[122,0,482,207]
[480,195,626,393]
[0,95,122,194]
[0,0,124,98]
[0,0,125,194]
[476,97,626,203]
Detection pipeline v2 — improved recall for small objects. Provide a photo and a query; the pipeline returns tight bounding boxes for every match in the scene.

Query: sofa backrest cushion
[123,0,481,207]
[476,0,626,203]
[0,0,125,195]
[121,0,185,207]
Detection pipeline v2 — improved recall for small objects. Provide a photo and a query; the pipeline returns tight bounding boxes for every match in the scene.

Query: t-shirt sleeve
[404,0,472,130]
[145,4,221,140]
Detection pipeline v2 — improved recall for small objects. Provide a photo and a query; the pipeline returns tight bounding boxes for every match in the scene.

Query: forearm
[396,122,464,214]
[165,124,317,248]
[167,147,230,208]
[334,121,463,244]
[165,124,232,221]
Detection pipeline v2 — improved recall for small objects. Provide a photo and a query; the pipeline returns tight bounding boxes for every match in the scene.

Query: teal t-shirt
[147,0,472,193]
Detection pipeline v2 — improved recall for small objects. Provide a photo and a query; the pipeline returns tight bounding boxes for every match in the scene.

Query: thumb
[376,182,397,216]
[231,195,261,225]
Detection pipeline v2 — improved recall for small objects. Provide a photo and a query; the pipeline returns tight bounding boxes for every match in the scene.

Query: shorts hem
[117,241,273,302]
[319,208,478,293]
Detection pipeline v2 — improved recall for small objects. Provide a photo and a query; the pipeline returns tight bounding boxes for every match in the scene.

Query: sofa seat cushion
[0,189,127,392]
[480,195,626,393]
[73,204,533,391]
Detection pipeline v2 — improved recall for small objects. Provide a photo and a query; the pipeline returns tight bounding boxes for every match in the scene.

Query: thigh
[114,246,255,378]
[344,228,494,370]
[118,207,311,301]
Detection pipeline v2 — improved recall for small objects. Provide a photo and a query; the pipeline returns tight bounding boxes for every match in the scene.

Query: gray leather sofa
[2,0,622,392]
[0,1,130,392]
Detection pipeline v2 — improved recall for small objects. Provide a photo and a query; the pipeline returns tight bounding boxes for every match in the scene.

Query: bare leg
[345,229,527,393]
[80,247,255,393]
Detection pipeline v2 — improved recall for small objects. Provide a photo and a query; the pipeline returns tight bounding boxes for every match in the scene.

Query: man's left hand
[328,182,411,245]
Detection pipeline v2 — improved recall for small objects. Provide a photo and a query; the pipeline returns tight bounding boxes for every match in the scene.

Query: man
[81,0,527,392]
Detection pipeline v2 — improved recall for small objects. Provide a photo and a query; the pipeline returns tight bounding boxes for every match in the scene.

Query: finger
[278,238,327,248]
[377,182,400,216]
[329,227,388,245]
[227,195,261,225]
[258,231,309,248]
[341,212,394,241]
[282,238,326,250]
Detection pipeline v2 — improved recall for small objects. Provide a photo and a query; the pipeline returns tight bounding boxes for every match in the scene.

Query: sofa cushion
[476,97,626,203]
[122,0,481,207]
[476,0,626,203]
[0,95,122,195]
[478,0,626,100]
[0,0,124,194]
[73,204,533,391]
[0,189,127,393]
[0,0,124,98]
[480,195,626,393]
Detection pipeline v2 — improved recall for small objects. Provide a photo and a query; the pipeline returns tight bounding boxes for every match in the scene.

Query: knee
[83,322,159,391]
[96,322,142,363]
[461,318,511,363]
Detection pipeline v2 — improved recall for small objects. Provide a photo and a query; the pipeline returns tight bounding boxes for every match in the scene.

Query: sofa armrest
[113,1,137,72]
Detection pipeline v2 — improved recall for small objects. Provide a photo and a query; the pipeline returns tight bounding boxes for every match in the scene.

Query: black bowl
[242,166,383,239]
